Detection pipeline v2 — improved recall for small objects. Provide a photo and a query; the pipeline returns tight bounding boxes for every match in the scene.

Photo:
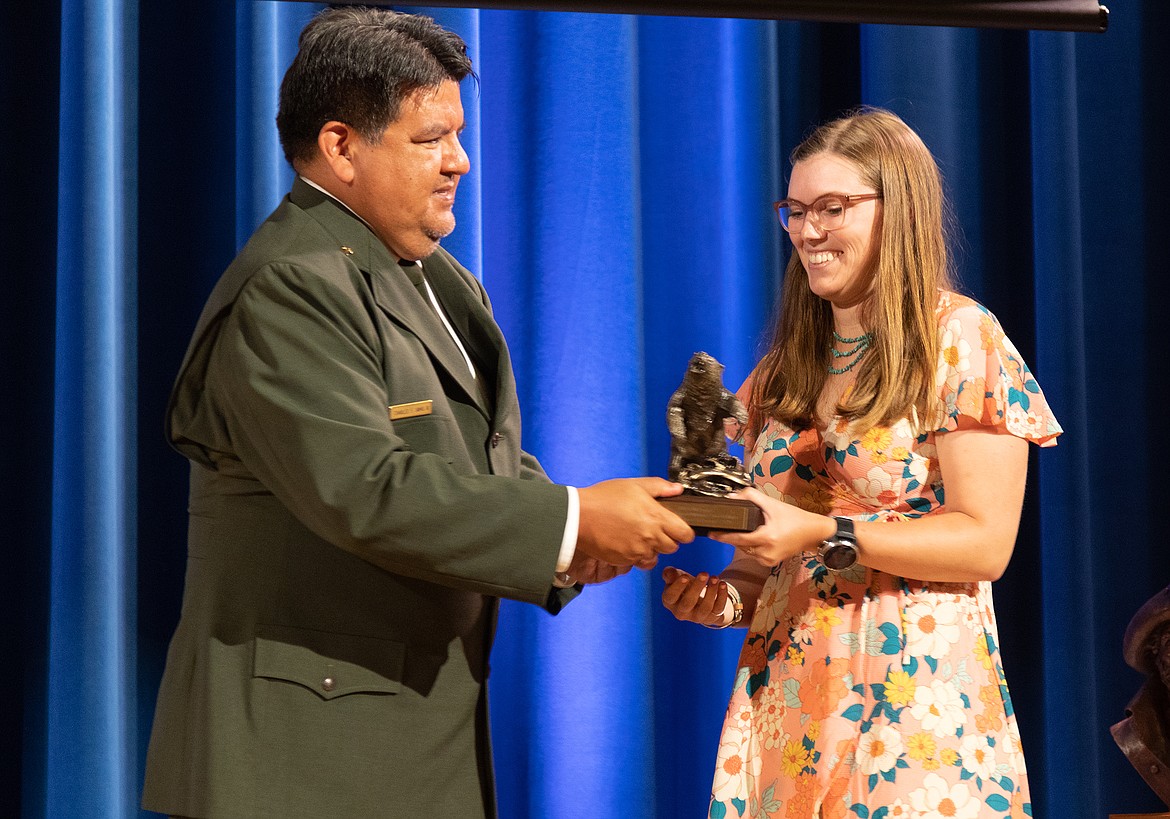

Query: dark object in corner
[1112,585,1170,808]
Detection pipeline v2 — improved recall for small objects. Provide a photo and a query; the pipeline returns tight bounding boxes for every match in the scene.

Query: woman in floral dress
[662,109,1061,819]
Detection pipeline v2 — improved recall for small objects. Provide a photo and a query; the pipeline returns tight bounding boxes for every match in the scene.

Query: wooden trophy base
[657,493,762,536]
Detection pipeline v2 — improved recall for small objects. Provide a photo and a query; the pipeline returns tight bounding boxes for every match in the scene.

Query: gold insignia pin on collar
[340,246,354,256]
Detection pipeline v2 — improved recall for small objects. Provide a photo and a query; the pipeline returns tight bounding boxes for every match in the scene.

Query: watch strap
[833,516,856,541]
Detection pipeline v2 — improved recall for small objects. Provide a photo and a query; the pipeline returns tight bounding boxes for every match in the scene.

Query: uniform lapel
[290,179,488,416]
[373,263,490,417]
[421,252,505,412]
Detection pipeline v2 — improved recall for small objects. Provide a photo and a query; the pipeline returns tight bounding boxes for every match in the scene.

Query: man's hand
[563,552,632,586]
[576,477,694,569]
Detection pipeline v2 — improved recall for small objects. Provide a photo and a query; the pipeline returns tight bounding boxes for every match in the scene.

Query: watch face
[822,540,858,571]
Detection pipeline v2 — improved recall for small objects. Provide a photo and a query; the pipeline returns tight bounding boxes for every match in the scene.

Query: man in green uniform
[142,8,691,817]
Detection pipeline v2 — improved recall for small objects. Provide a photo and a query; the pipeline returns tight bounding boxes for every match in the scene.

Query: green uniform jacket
[142,179,575,818]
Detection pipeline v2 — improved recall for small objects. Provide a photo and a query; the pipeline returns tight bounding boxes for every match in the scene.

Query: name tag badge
[388,400,433,421]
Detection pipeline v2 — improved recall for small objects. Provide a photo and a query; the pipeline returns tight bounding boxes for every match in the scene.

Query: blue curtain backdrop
[2,1,1167,816]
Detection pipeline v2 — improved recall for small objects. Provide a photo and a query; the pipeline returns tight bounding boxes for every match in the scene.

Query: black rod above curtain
[308,0,1108,32]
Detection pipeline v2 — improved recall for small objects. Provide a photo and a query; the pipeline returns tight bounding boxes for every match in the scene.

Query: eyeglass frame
[772,192,882,234]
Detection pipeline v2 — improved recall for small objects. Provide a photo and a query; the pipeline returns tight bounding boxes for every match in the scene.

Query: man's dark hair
[276,7,475,167]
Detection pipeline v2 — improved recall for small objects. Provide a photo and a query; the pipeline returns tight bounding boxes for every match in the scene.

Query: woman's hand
[709,487,833,567]
[661,565,733,627]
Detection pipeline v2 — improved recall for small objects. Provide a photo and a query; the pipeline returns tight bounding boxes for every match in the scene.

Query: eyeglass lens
[778,196,848,232]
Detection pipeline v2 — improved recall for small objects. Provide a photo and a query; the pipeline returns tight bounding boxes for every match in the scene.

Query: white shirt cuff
[554,486,579,576]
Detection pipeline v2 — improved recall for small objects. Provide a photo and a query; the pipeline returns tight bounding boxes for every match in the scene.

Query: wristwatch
[818,516,859,572]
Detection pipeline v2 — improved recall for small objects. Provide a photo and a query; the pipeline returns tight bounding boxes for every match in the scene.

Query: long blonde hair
[750,108,957,437]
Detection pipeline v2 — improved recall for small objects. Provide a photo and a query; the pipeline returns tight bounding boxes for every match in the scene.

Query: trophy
[1110,584,1170,814]
[657,352,762,535]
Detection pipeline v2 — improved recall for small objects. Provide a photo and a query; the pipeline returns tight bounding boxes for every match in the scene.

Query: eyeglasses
[772,193,882,233]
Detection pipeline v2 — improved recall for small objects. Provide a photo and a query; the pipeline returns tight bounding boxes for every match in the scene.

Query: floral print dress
[710,292,1061,819]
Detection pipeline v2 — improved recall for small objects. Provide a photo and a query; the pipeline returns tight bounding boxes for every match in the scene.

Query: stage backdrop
[1,1,1167,817]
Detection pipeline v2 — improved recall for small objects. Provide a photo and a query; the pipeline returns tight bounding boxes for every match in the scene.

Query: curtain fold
[48,1,139,816]
[2,1,1167,816]
[1028,31,1098,818]
[479,13,658,815]
[234,3,320,248]
[635,16,783,814]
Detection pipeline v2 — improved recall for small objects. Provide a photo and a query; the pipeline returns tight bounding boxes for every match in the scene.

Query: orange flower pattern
[709,293,1060,819]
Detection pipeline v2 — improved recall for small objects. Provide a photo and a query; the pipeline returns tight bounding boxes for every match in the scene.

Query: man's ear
[316,121,358,184]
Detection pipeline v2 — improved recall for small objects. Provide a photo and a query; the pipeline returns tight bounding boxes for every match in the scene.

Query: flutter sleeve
[934,293,1062,447]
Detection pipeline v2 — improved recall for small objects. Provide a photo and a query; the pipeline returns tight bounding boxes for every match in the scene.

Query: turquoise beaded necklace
[828,329,872,375]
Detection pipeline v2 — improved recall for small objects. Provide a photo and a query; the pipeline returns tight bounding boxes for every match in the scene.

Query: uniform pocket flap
[253,624,405,700]
[391,413,458,458]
